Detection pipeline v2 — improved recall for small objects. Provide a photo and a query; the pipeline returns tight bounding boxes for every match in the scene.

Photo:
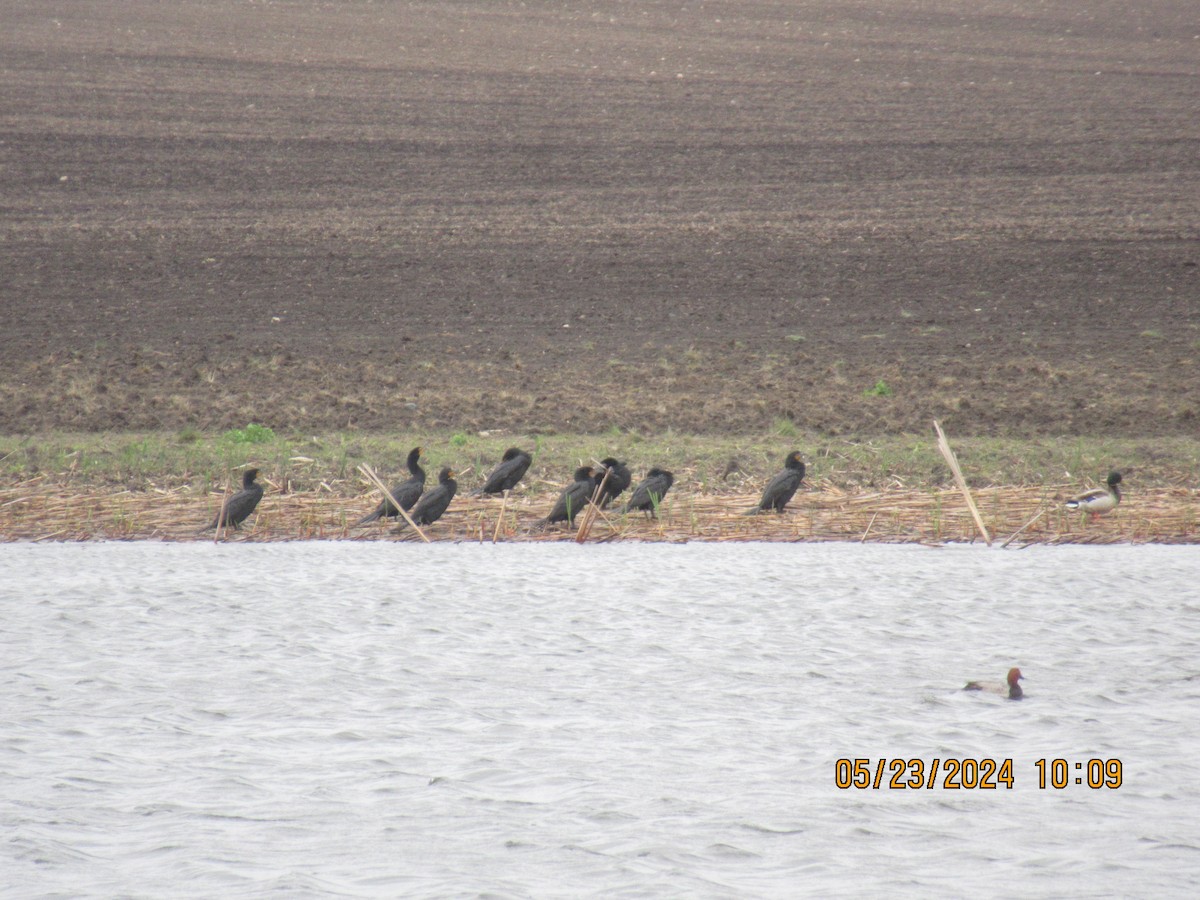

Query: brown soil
[2,0,1197,437]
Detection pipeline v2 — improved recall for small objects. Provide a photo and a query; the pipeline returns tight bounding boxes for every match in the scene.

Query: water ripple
[2,542,1198,896]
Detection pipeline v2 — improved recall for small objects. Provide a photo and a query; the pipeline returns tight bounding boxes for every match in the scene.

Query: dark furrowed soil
[2,0,1197,437]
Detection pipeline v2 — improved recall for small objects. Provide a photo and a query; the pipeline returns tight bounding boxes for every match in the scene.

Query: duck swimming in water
[964,667,1023,701]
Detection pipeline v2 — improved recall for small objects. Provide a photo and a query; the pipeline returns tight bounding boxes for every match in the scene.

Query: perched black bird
[596,457,632,507]
[202,468,264,531]
[472,447,533,496]
[404,467,458,527]
[621,467,675,517]
[747,451,806,514]
[357,446,426,525]
[540,466,599,526]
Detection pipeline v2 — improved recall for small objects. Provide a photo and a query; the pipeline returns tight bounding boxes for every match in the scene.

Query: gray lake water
[2,542,1199,898]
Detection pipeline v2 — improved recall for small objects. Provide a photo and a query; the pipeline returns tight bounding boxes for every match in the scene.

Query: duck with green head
[1066,471,1122,520]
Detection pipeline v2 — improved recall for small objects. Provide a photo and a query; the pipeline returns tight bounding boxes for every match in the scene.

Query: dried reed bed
[1,478,1196,545]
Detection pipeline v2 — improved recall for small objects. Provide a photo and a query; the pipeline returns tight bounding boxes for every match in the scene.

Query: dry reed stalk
[861,511,879,543]
[933,420,991,545]
[213,471,234,541]
[357,464,430,543]
[1,480,1197,544]
[1002,507,1049,549]
[492,489,510,543]
[575,465,612,544]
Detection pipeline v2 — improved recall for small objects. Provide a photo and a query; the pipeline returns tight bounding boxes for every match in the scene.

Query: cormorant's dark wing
[357,474,425,524]
[208,484,264,530]
[758,468,801,512]
[623,472,672,514]
[479,453,532,494]
[547,480,593,524]
[597,463,632,507]
[410,480,458,526]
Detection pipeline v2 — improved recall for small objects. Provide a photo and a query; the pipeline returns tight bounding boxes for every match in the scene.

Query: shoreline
[4,429,1195,544]
[4,482,1195,546]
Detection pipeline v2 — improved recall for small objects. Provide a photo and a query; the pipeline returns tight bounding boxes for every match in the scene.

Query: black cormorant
[747,451,806,514]
[472,447,533,496]
[357,446,426,525]
[404,467,458,527]
[202,468,264,531]
[596,457,632,507]
[621,467,674,517]
[540,466,598,526]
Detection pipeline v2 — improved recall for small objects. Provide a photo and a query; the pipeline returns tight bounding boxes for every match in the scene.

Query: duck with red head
[964,667,1023,700]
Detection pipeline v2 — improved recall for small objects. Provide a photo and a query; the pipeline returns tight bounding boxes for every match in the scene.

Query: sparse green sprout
[774,418,799,437]
[224,423,276,444]
[450,432,469,448]
[864,380,893,398]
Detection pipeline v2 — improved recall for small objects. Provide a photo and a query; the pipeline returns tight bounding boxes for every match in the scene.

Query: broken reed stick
[933,419,992,546]
[214,471,233,541]
[492,489,509,543]
[575,464,613,544]
[1001,507,1049,549]
[357,463,430,543]
[861,511,879,543]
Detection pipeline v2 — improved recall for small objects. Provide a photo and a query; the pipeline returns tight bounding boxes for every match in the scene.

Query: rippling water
[3,542,1199,897]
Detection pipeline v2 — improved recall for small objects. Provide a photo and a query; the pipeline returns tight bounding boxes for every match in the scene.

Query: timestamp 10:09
[1035,758,1123,789]
[833,758,1123,790]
